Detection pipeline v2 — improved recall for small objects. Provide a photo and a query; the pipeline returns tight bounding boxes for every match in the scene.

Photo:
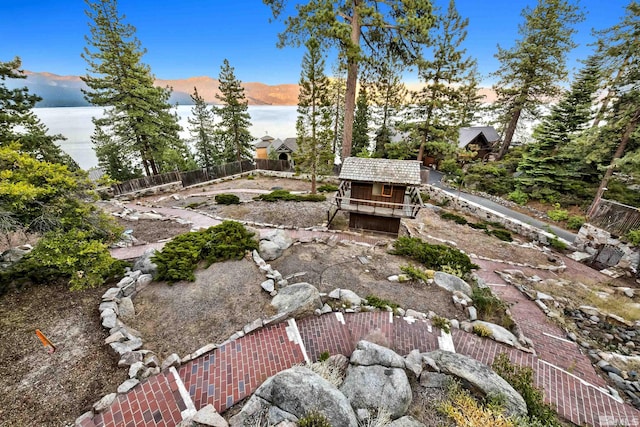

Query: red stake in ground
[35,329,55,354]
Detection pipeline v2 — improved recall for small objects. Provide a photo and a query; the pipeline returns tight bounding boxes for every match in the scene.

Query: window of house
[372,183,393,197]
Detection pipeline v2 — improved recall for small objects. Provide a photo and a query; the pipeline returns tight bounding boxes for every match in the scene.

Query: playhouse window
[372,183,393,197]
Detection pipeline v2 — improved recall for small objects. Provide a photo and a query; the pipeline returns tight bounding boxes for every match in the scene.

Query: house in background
[328,157,423,235]
[458,126,500,160]
[254,135,298,162]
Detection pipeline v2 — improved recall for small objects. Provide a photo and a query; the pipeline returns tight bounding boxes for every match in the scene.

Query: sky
[0,0,632,86]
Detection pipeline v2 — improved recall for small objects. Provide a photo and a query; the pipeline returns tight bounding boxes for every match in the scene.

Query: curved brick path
[91,203,640,427]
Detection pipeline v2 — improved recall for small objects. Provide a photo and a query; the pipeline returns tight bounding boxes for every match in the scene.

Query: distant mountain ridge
[10,70,497,107]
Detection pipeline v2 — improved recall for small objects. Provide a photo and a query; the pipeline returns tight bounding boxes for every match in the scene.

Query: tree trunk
[333,89,341,156]
[417,131,426,162]
[341,2,361,161]
[497,107,522,160]
[588,109,640,217]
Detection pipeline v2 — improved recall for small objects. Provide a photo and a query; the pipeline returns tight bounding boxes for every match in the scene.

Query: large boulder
[270,282,321,318]
[350,340,405,369]
[259,240,282,261]
[230,366,358,427]
[132,249,158,277]
[471,320,524,349]
[425,350,527,418]
[433,272,472,296]
[387,416,426,427]
[263,229,293,251]
[340,364,412,420]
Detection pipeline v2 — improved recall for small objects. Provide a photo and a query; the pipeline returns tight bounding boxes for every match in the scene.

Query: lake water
[33,105,299,170]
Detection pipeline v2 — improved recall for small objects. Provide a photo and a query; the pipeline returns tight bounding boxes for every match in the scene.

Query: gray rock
[419,372,450,389]
[105,331,125,345]
[387,416,426,427]
[117,378,139,394]
[433,272,472,296]
[75,411,93,426]
[193,404,228,427]
[338,289,363,306]
[328,288,341,299]
[471,320,523,349]
[404,350,423,377]
[133,249,158,276]
[320,303,333,314]
[118,351,144,367]
[340,364,412,420]
[262,229,293,251]
[144,354,160,368]
[102,287,121,301]
[161,353,181,370]
[609,372,633,391]
[229,395,271,427]
[405,309,425,319]
[118,297,135,321]
[261,279,275,293]
[136,274,153,289]
[92,393,116,413]
[110,337,143,356]
[233,366,358,427]
[259,240,282,261]
[127,270,142,281]
[0,246,32,264]
[117,276,135,289]
[99,301,118,315]
[129,361,145,379]
[350,340,405,369]
[270,282,322,318]
[425,350,527,418]
[101,311,118,329]
[467,306,478,321]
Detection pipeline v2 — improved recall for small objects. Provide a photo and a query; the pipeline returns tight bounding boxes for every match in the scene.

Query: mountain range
[10,70,497,108]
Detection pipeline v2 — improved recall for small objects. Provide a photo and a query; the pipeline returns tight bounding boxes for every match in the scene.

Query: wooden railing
[589,199,640,236]
[334,194,421,218]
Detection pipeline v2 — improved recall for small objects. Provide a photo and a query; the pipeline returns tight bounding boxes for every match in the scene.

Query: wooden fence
[111,159,293,196]
[589,199,640,236]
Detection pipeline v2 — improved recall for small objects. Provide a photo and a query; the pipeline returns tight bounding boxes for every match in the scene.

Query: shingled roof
[339,157,421,185]
[458,126,500,149]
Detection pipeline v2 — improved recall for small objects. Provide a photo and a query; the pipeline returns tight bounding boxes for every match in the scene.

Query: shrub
[215,193,240,205]
[471,287,513,331]
[254,190,326,202]
[186,201,206,209]
[391,237,478,276]
[549,237,567,251]
[440,158,463,177]
[627,229,640,246]
[440,211,468,225]
[318,351,330,362]
[400,264,433,282]
[317,184,339,192]
[439,380,514,427]
[468,222,488,230]
[507,189,529,205]
[298,411,332,427]
[492,353,562,426]
[566,215,585,230]
[365,294,399,311]
[547,204,569,222]
[432,315,451,334]
[473,324,493,338]
[487,229,513,242]
[464,163,516,195]
[152,221,257,282]
[246,175,255,180]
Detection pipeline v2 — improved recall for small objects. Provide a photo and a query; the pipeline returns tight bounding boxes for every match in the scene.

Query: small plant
[439,380,514,427]
[420,192,431,202]
[440,211,468,225]
[566,215,585,230]
[508,189,529,205]
[487,229,513,242]
[432,315,451,334]
[318,351,330,362]
[492,353,562,426]
[400,264,433,282]
[253,190,326,202]
[473,324,492,338]
[365,294,399,311]
[215,193,240,205]
[185,201,205,209]
[549,236,567,251]
[469,222,488,230]
[298,411,332,427]
[246,174,255,180]
[391,237,478,276]
[317,184,339,192]
[626,229,640,246]
[547,204,569,222]
[471,287,514,331]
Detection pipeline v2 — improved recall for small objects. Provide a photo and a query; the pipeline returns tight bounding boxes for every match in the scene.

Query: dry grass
[307,361,346,388]
[438,381,514,427]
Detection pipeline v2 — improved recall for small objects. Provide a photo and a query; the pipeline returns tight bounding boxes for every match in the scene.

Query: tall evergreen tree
[188,87,221,168]
[328,64,346,160]
[82,0,190,179]
[516,55,602,201]
[352,87,370,156]
[295,39,334,194]
[0,57,77,169]
[492,0,584,160]
[457,64,485,127]
[216,59,253,163]
[411,0,478,162]
[264,0,434,159]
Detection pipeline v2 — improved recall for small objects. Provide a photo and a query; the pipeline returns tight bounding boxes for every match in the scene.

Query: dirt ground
[2,175,632,426]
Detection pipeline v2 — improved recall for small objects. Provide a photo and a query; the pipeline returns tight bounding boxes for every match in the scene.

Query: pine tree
[352,87,370,156]
[265,0,434,159]
[328,64,346,160]
[295,39,334,194]
[516,55,602,202]
[411,0,479,162]
[457,64,485,127]
[188,87,221,168]
[82,0,190,178]
[216,59,253,163]
[0,57,77,169]
[492,0,585,160]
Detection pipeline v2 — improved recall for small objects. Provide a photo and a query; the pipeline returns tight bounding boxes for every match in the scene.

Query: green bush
[317,184,339,192]
[400,264,433,282]
[440,158,463,177]
[463,163,516,195]
[440,212,468,225]
[152,221,258,282]
[318,351,330,362]
[507,189,529,205]
[627,229,640,246]
[472,287,513,331]
[215,193,240,205]
[365,294,399,310]
[549,237,567,251]
[391,237,478,276]
[298,411,332,427]
[566,215,585,230]
[468,222,488,230]
[253,190,326,202]
[547,204,569,222]
[432,315,451,334]
[493,353,562,426]
[487,229,513,242]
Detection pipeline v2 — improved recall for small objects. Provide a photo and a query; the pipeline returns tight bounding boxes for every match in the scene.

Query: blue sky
[0,0,630,85]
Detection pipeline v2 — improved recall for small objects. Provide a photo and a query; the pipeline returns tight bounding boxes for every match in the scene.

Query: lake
[33,105,299,170]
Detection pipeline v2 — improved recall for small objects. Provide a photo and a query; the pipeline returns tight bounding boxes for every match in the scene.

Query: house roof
[339,157,421,185]
[282,137,298,152]
[255,135,277,148]
[458,126,500,149]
